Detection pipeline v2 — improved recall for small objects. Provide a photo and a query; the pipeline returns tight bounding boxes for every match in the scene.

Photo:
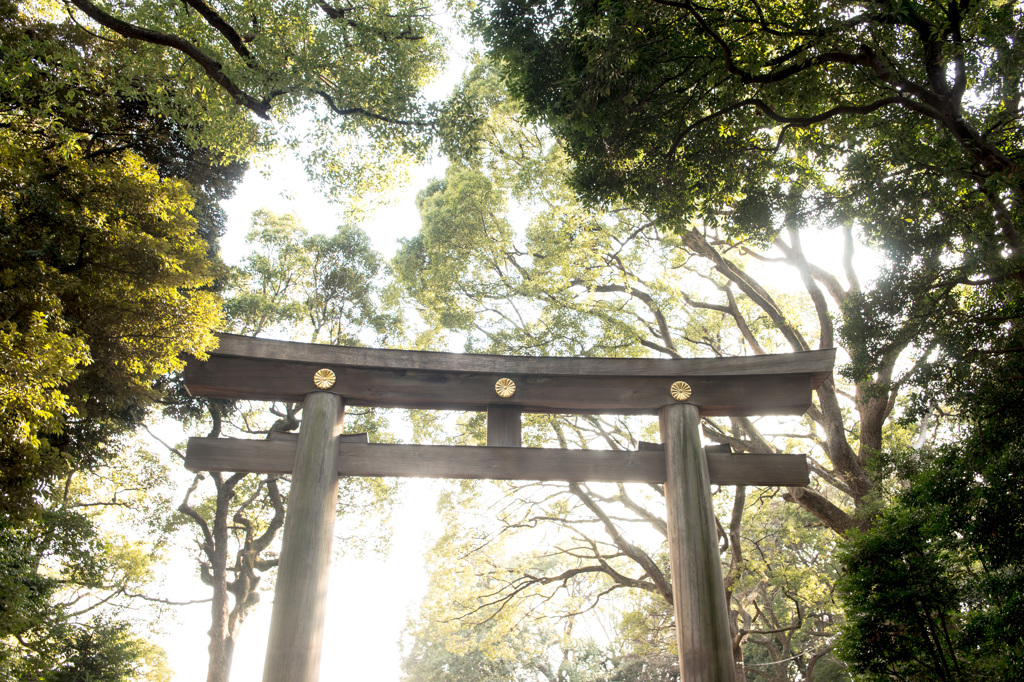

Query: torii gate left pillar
[261,391,344,682]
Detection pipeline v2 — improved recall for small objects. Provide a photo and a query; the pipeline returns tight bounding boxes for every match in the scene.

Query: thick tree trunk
[206,622,236,682]
[205,472,243,682]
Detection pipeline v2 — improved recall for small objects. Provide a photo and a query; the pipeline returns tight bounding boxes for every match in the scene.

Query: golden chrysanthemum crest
[313,368,336,390]
[670,381,692,402]
[494,377,516,398]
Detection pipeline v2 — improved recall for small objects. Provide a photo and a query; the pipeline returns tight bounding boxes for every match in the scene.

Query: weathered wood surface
[206,333,835,380]
[487,404,522,447]
[339,443,662,482]
[185,356,817,416]
[661,403,736,681]
[268,430,368,443]
[262,393,344,682]
[185,438,809,486]
[640,440,732,454]
[183,334,834,417]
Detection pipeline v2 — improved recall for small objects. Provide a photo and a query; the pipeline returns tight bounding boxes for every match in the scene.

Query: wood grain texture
[185,434,369,474]
[185,438,809,486]
[262,393,343,682]
[338,443,663,482]
[267,430,368,443]
[661,403,736,681]
[184,356,816,416]
[487,404,522,447]
[206,333,834,385]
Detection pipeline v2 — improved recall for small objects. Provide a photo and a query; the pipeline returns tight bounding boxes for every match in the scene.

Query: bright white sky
[156,20,472,680]
[159,156,455,681]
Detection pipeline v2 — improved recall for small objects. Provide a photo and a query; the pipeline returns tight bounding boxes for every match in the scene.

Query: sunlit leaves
[225,209,399,344]
[0,125,221,516]
[5,0,450,208]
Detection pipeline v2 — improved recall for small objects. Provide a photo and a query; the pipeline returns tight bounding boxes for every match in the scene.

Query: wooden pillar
[263,392,344,682]
[660,402,734,682]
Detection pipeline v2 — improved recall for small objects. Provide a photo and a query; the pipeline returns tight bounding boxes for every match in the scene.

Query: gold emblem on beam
[670,381,692,402]
[495,378,516,398]
[313,368,336,390]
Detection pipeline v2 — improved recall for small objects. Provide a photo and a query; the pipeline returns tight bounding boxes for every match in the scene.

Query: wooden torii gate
[183,333,834,682]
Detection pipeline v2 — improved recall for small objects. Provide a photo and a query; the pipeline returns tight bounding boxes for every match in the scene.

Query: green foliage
[0,463,172,681]
[478,3,1024,675]
[837,356,1024,681]
[482,0,1022,238]
[0,125,221,517]
[225,209,400,343]
[478,0,1024,423]
[730,497,849,680]
[1,3,243,517]
[2,616,171,682]
[4,0,449,206]
[395,166,516,333]
[402,484,672,682]
[1,15,229,669]
[397,67,870,677]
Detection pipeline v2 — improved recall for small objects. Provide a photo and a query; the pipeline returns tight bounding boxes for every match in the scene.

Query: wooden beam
[661,402,735,681]
[338,443,663,482]
[185,438,809,486]
[203,333,835,385]
[269,430,368,443]
[487,404,522,447]
[183,334,835,417]
[184,356,816,416]
[184,433,368,474]
[641,440,732,454]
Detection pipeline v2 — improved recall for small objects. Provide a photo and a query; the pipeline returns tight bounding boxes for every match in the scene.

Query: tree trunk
[205,472,243,682]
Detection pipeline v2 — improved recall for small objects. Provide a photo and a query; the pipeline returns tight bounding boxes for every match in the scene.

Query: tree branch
[178,0,252,59]
[64,0,273,118]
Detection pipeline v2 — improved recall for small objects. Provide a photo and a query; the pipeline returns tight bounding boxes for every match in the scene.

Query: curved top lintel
[205,333,835,388]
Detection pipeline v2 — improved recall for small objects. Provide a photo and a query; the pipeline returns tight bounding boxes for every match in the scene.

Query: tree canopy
[482,0,1021,233]
[0,119,222,517]
[394,64,880,678]
[396,52,1023,678]
[406,0,1024,672]
[5,0,450,199]
[480,0,1024,410]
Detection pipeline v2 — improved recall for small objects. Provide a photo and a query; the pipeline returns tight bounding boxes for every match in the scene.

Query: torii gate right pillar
[661,403,735,681]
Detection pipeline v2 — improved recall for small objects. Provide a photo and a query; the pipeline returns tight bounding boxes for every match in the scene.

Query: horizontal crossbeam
[184,437,810,486]
[183,334,835,417]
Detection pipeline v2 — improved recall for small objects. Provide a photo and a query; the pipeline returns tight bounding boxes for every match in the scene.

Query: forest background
[1,0,1021,680]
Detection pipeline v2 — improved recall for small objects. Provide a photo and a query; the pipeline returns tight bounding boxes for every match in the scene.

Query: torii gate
[183,333,834,682]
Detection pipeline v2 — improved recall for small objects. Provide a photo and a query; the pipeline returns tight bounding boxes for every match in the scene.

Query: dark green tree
[837,348,1024,681]
[0,120,223,519]
[1,8,245,678]
[477,3,1023,676]
[480,0,1023,396]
